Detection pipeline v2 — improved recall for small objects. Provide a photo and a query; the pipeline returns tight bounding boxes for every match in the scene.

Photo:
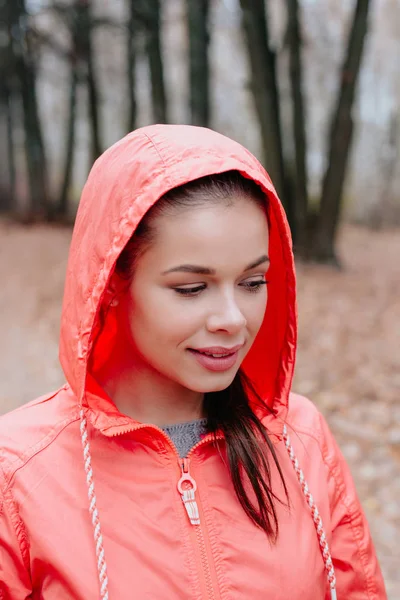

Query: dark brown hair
[116,170,288,539]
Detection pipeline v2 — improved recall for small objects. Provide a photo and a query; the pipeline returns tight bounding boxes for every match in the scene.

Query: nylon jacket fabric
[0,125,386,599]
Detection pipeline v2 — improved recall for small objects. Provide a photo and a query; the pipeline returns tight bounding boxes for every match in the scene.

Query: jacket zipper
[110,422,223,598]
[178,456,216,599]
[178,435,223,598]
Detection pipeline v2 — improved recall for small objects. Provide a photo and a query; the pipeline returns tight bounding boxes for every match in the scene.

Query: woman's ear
[104,270,128,308]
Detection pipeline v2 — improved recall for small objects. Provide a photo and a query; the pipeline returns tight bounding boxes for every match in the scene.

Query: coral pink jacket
[0,125,386,599]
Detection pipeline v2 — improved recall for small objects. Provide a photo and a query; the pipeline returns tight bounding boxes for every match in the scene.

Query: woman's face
[119,195,269,394]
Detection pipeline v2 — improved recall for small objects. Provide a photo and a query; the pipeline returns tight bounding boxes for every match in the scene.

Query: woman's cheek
[248,292,268,332]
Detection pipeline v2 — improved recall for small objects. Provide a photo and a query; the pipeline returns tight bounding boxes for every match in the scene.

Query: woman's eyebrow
[161,255,270,276]
[162,264,215,275]
[244,254,270,271]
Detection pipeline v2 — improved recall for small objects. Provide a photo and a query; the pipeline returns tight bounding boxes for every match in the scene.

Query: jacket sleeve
[0,467,32,599]
[319,413,387,600]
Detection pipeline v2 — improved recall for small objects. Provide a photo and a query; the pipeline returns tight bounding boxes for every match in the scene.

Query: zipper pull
[177,458,200,525]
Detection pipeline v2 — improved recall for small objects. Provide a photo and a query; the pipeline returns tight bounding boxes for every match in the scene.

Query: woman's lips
[193,344,244,355]
[188,345,243,372]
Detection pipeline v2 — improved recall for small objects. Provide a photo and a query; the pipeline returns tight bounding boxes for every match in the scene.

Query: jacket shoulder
[286,392,322,431]
[0,385,80,487]
[285,393,346,484]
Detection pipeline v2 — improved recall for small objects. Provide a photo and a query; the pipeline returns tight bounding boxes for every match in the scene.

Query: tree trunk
[286,0,308,255]
[81,0,102,161]
[239,0,288,212]
[144,0,168,123]
[87,50,102,160]
[6,89,16,211]
[58,62,78,217]
[0,89,15,213]
[313,0,371,264]
[9,0,49,218]
[19,48,49,218]
[187,0,210,127]
[0,1,14,212]
[74,0,102,161]
[127,1,138,132]
[372,111,399,229]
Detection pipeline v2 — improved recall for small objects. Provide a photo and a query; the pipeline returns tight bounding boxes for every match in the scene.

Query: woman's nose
[206,296,247,334]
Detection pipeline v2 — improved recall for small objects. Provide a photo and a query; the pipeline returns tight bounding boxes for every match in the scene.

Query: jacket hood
[59,124,297,432]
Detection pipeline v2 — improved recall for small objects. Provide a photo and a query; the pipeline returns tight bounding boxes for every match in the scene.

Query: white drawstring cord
[80,409,110,600]
[282,424,338,600]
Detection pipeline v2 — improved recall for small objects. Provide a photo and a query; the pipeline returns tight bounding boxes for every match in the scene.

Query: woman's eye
[173,285,206,296]
[173,279,268,296]
[240,279,268,293]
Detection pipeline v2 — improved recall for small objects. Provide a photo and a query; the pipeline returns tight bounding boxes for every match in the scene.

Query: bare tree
[4,89,16,213]
[40,0,108,216]
[140,0,168,123]
[313,0,372,264]
[187,0,210,127]
[127,1,138,132]
[372,111,399,229]
[58,51,78,218]
[82,0,102,161]
[286,0,308,254]
[51,1,103,159]
[0,2,15,213]
[3,0,49,219]
[239,0,292,223]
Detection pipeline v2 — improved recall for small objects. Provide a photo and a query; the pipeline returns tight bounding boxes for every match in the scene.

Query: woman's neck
[99,356,204,427]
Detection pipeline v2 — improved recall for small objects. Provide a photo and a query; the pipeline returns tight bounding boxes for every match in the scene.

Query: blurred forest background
[0,0,399,597]
[1,0,400,260]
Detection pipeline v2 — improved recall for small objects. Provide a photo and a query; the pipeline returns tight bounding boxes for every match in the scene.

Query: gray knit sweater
[161,418,208,458]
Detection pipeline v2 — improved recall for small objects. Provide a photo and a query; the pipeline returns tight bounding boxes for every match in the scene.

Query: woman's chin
[186,371,238,394]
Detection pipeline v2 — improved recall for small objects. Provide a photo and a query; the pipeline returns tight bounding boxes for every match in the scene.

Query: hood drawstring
[80,409,110,600]
[282,424,338,600]
[79,411,337,600]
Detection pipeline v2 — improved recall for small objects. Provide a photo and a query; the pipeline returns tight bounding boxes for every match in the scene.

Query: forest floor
[1,220,399,598]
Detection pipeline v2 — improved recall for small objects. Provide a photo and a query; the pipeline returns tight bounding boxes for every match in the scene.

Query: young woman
[0,125,386,599]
